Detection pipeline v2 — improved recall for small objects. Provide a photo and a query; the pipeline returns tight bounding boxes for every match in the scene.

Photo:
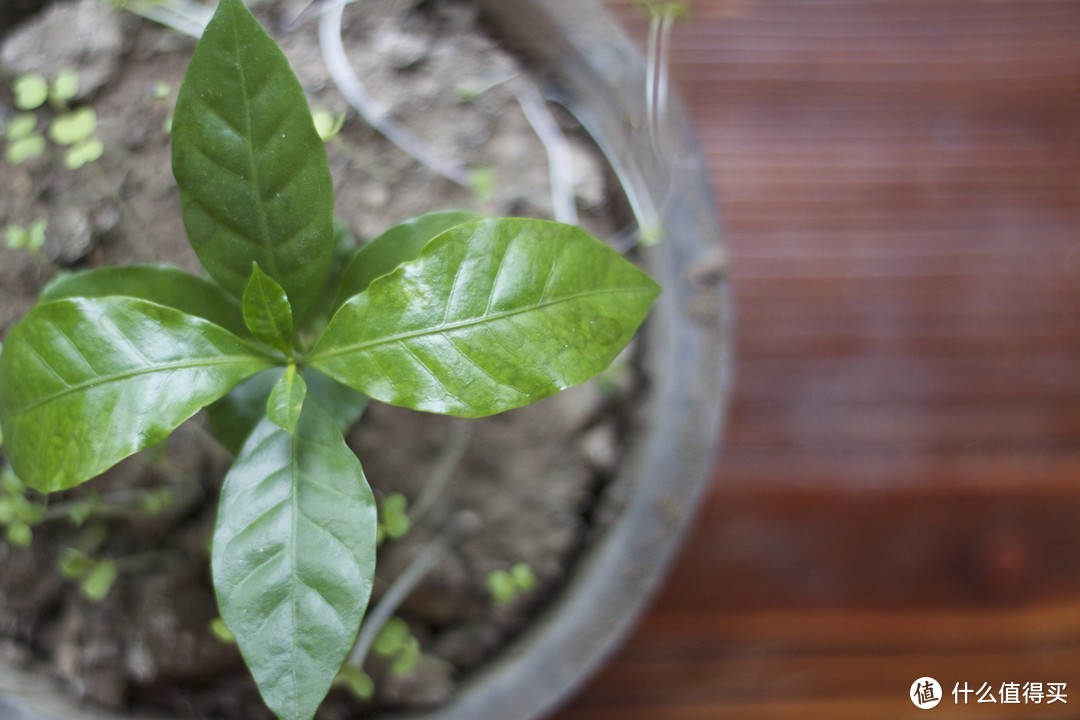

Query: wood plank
[558,0,1080,718]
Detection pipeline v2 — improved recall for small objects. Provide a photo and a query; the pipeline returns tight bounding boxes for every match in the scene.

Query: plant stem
[408,422,471,526]
[317,0,471,187]
[348,540,443,667]
[512,81,578,225]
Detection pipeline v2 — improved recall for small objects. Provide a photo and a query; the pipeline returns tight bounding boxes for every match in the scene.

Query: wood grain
[556,1,1080,717]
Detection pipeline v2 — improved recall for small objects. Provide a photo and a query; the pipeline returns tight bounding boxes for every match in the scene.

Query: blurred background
[558,1,1080,718]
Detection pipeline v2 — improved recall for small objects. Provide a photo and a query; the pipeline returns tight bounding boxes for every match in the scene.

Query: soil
[0,1,641,718]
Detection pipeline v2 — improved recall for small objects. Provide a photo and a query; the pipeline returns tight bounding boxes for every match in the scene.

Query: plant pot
[0,0,729,718]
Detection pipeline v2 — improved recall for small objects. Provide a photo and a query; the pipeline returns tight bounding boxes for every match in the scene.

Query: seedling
[5,71,104,169]
[12,73,48,111]
[487,562,537,604]
[4,219,47,252]
[377,492,411,544]
[58,547,118,602]
[372,616,422,676]
[0,2,658,719]
[4,113,46,165]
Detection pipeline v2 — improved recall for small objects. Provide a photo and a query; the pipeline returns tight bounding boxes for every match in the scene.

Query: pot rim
[392,1,731,718]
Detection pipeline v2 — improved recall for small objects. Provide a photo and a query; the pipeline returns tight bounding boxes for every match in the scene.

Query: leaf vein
[313,286,646,362]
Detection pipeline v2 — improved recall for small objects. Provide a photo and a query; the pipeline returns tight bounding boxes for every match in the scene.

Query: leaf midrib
[231,17,278,281]
[310,285,651,362]
[9,356,271,416]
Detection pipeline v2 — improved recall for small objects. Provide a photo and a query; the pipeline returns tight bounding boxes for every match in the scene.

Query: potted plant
[0,1,730,720]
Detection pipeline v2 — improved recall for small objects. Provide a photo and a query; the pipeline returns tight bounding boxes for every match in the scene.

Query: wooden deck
[557,1,1080,717]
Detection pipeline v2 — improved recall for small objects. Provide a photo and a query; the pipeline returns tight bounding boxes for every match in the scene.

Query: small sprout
[372,616,411,657]
[1,466,22,494]
[59,544,117,602]
[81,558,118,602]
[510,562,536,590]
[13,74,48,110]
[152,81,172,100]
[5,225,29,250]
[488,562,537,604]
[48,107,97,146]
[7,113,38,141]
[26,219,46,251]
[6,522,32,548]
[639,223,664,246]
[163,113,173,134]
[59,547,96,580]
[141,487,173,516]
[389,636,420,676]
[487,569,517,604]
[377,492,410,544]
[64,138,105,170]
[634,0,691,20]
[5,220,46,252]
[5,135,46,165]
[311,109,345,142]
[455,81,482,103]
[0,466,44,546]
[469,167,496,203]
[371,617,422,676]
[50,70,79,104]
[334,664,374,701]
[209,617,236,644]
[67,492,103,527]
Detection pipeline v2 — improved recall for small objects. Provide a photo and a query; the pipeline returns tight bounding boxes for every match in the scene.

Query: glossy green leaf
[243,263,294,355]
[171,0,334,319]
[310,218,660,418]
[207,367,366,455]
[207,368,281,455]
[212,401,376,720]
[40,264,247,336]
[0,297,273,493]
[267,364,306,433]
[303,368,367,434]
[305,218,358,330]
[334,210,483,307]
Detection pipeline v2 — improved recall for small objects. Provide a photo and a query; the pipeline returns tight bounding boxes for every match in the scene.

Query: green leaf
[209,617,236,644]
[13,74,47,110]
[50,70,79,104]
[26,219,46,251]
[48,107,96,146]
[510,562,536,590]
[212,401,376,720]
[267,364,306,433]
[310,218,660,418]
[5,134,45,165]
[64,137,104,169]
[40,264,247,337]
[171,0,334,319]
[206,368,281,455]
[335,211,483,307]
[0,297,273,493]
[487,570,517,604]
[243,263,294,355]
[303,367,367,434]
[80,559,117,602]
[5,226,28,249]
[7,113,38,141]
[207,367,366,455]
[390,636,420,676]
[334,665,374,700]
[373,616,410,656]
